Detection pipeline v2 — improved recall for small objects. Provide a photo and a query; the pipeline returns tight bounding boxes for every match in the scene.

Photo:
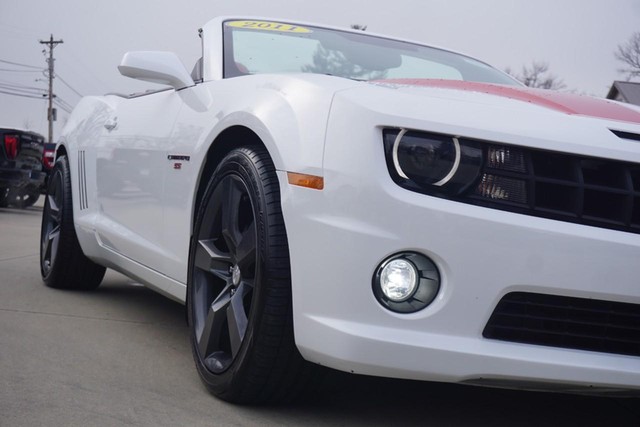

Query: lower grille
[483,292,640,357]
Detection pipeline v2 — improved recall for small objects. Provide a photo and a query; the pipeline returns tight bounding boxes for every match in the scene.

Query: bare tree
[615,32,640,80]
[506,61,566,90]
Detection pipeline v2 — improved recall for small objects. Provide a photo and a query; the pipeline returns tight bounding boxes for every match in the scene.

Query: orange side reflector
[287,172,324,190]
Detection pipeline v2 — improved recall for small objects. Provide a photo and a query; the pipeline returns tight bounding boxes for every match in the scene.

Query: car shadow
[84,275,639,426]
[270,372,640,426]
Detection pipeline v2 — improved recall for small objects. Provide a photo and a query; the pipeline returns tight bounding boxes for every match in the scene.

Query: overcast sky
[1,0,639,140]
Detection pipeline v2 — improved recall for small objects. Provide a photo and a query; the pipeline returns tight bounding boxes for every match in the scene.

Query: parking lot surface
[1,201,638,426]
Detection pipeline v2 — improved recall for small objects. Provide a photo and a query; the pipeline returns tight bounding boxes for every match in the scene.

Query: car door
[93,89,183,273]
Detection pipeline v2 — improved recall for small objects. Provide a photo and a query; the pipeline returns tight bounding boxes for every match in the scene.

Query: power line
[54,94,74,109]
[53,100,72,114]
[0,89,46,99]
[0,80,46,90]
[55,73,83,97]
[0,85,47,96]
[53,95,73,112]
[65,48,111,93]
[0,80,46,91]
[0,58,42,69]
[0,68,43,73]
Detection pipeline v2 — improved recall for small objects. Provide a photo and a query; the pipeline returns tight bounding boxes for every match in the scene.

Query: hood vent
[611,129,640,142]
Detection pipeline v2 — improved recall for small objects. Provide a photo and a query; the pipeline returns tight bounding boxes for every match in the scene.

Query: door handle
[104,117,118,131]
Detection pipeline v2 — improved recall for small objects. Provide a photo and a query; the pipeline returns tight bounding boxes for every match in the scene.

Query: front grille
[466,144,640,235]
[484,292,640,357]
[383,128,640,235]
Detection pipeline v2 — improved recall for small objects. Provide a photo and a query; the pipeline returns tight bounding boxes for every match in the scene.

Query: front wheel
[187,146,309,403]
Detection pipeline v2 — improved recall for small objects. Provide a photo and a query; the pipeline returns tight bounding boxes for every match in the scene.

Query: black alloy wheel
[40,155,105,289]
[0,188,9,207]
[41,167,64,277]
[192,172,257,374]
[188,146,309,403]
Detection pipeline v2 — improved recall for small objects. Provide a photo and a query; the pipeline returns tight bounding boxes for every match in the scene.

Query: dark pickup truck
[0,128,47,208]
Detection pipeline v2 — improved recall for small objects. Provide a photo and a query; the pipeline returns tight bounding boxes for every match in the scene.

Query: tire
[187,146,310,404]
[0,188,8,207]
[9,188,40,209]
[40,155,106,289]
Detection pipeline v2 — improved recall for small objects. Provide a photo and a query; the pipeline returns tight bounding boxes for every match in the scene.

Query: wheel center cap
[232,265,241,286]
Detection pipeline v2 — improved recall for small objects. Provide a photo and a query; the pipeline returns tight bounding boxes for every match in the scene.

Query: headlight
[384,129,483,195]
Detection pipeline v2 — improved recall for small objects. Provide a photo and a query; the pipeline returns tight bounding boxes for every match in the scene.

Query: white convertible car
[41,17,640,402]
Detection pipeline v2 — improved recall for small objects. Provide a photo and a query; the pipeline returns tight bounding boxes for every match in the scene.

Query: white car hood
[368,79,640,126]
[329,78,640,161]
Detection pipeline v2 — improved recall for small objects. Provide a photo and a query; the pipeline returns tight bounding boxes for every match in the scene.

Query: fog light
[373,252,441,313]
[380,259,418,302]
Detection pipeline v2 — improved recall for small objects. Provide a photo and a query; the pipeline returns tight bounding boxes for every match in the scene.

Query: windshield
[222,20,518,85]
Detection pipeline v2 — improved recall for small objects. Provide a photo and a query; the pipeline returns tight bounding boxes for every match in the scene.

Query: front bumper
[278,97,640,393]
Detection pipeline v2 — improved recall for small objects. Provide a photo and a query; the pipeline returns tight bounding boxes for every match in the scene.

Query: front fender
[183,74,359,177]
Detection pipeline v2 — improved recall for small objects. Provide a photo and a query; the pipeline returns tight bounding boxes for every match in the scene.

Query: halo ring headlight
[384,128,483,196]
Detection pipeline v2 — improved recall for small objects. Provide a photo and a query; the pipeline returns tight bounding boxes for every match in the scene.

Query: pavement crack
[0,307,157,325]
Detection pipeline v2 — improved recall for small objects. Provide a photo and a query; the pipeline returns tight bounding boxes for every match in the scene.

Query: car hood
[327,78,640,161]
[370,79,640,126]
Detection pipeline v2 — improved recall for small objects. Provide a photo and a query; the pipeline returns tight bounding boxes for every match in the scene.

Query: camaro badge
[169,155,189,170]
[168,155,190,161]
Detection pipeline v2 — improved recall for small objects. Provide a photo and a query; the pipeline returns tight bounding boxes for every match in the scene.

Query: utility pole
[39,34,63,143]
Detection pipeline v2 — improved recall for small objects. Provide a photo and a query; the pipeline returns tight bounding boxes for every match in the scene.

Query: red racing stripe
[378,79,640,125]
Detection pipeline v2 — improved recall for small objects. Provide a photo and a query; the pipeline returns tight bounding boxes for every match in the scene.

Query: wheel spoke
[49,228,60,263]
[49,206,60,223]
[194,239,232,281]
[197,284,233,358]
[221,177,244,255]
[47,174,62,222]
[43,225,60,267]
[42,229,52,262]
[235,225,256,273]
[227,281,251,357]
[47,194,59,215]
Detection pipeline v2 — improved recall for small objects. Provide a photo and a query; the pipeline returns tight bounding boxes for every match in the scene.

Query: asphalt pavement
[1,199,639,426]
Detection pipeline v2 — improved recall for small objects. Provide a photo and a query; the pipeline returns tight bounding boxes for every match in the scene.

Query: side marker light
[287,172,324,190]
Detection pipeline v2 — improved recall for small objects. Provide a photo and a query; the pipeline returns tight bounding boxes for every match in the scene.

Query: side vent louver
[78,150,88,210]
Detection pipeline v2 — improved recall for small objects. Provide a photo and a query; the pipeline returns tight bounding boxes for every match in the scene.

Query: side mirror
[118,51,195,90]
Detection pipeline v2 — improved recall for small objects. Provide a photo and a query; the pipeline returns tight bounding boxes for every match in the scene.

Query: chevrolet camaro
[40,17,640,403]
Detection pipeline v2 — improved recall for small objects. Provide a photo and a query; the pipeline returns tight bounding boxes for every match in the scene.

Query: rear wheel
[40,155,105,289]
[188,146,309,403]
[9,188,40,208]
[0,188,8,207]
